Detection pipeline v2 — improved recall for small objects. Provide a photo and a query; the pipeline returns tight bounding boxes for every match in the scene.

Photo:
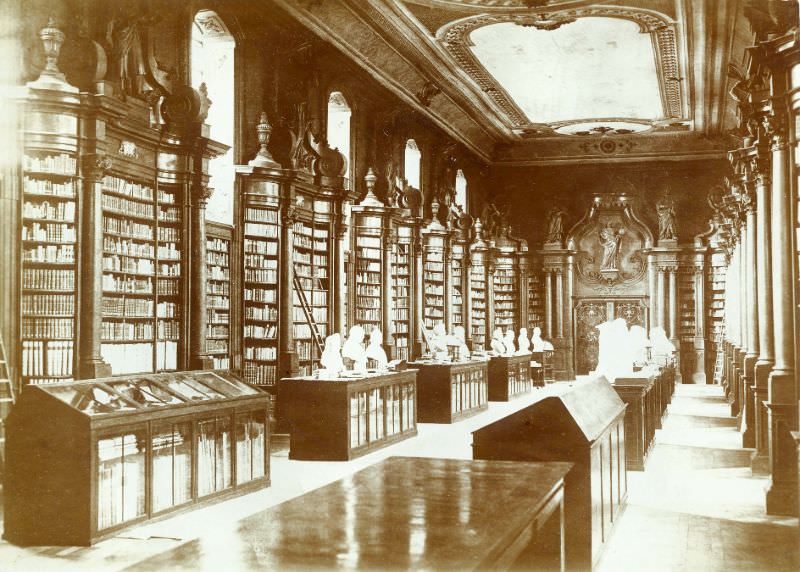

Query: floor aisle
[597,384,800,572]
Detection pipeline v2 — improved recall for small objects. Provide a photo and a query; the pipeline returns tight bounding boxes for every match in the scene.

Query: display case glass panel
[97,431,147,530]
[151,422,193,513]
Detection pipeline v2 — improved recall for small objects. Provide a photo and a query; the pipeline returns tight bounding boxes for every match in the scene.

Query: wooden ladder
[292,264,325,355]
[0,330,15,477]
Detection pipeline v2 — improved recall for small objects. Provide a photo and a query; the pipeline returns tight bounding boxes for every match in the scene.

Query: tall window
[191,10,235,224]
[326,91,352,188]
[455,169,467,211]
[404,139,421,189]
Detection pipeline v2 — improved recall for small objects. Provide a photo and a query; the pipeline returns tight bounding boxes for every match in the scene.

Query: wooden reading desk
[132,456,572,571]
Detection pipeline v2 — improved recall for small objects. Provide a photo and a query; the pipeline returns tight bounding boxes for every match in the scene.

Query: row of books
[102,321,153,341]
[103,176,154,201]
[23,176,74,197]
[245,268,278,283]
[245,255,278,269]
[103,237,153,258]
[23,293,74,315]
[244,222,278,238]
[246,306,278,322]
[22,317,74,339]
[102,194,154,219]
[244,239,278,255]
[21,340,73,377]
[23,200,75,221]
[102,298,153,317]
[22,221,76,243]
[24,153,76,175]
[23,244,75,264]
[23,268,75,290]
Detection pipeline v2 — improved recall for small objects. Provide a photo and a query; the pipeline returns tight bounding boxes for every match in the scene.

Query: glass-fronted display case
[4,371,270,546]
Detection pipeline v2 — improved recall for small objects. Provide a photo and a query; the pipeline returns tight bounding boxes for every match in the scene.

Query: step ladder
[292,264,325,356]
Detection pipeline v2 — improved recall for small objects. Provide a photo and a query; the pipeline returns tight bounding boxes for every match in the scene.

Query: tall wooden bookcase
[15,68,225,392]
[234,143,348,385]
[206,222,234,371]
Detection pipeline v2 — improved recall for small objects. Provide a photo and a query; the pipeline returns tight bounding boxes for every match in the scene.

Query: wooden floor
[597,384,800,572]
[0,382,797,571]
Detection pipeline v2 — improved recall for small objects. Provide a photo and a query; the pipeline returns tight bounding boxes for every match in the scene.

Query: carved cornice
[436,6,684,127]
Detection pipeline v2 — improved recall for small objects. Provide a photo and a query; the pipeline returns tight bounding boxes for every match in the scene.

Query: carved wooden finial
[360,167,384,207]
[249,111,280,168]
[27,17,78,92]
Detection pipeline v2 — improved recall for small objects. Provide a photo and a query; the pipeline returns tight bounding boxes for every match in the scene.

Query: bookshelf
[470,262,488,350]
[20,151,79,384]
[351,209,384,336]
[527,267,544,332]
[206,223,232,370]
[392,222,414,360]
[422,230,447,330]
[241,182,280,386]
[707,251,727,356]
[492,255,519,334]
[679,268,695,341]
[451,241,467,330]
[155,183,182,372]
[292,201,332,376]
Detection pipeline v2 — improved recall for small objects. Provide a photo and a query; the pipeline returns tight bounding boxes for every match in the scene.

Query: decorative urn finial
[359,167,385,206]
[27,17,78,92]
[249,111,280,168]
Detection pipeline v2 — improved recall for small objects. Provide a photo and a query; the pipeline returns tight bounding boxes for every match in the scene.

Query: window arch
[326,91,352,188]
[404,139,421,189]
[455,169,467,211]
[191,10,235,224]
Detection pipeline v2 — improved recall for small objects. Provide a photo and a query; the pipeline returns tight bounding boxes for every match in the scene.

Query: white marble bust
[453,325,470,359]
[319,333,345,377]
[342,325,367,373]
[503,330,516,356]
[517,327,531,354]
[531,327,545,352]
[490,328,506,355]
[365,328,388,369]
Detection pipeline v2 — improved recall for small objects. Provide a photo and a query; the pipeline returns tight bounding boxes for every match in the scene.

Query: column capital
[81,154,112,182]
[191,184,214,206]
[281,203,299,226]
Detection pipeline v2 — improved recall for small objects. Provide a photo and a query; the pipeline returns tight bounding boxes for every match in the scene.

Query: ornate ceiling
[275,0,747,165]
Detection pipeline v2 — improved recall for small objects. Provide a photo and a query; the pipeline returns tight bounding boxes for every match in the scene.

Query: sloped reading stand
[472,377,627,571]
[4,371,270,546]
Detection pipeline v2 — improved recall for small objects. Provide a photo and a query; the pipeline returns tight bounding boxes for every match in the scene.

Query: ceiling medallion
[513,13,576,31]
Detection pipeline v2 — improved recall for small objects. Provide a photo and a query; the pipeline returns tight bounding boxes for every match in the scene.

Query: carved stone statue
[599,224,625,271]
[319,333,345,377]
[545,206,566,244]
[656,194,677,241]
[365,329,388,370]
[342,325,367,373]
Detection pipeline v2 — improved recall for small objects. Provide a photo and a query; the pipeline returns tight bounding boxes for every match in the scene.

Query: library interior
[0,0,799,570]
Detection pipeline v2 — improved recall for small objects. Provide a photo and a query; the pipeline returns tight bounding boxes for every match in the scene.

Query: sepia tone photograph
[0,0,799,570]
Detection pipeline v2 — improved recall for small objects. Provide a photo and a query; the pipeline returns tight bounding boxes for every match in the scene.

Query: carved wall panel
[574,300,607,375]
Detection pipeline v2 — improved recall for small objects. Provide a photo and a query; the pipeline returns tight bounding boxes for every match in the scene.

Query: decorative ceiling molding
[436,6,685,128]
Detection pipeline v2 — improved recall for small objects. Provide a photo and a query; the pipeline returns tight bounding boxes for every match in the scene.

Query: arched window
[191,10,235,224]
[404,139,421,189]
[455,169,467,211]
[326,91,352,188]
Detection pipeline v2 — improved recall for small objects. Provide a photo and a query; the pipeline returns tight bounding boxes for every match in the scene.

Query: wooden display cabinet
[279,370,418,460]
[487,353,533,401]
[612,374,657,471]
[4,370,270,546]
[410,360,488,423]
[473,377,627,571]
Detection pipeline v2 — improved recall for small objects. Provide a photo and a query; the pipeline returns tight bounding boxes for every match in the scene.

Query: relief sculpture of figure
[656,194,677,241]
[599,224,625,271]
[545,206,565,244]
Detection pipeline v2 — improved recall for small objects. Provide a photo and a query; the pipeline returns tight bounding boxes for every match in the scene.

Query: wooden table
[409,359,488,423]
[488,353,533,401]
[279,370,418,461]
[133,457,572,571]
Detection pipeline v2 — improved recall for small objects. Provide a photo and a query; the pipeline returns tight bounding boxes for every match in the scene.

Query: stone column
[278,203,298,379]
[555,270,564,339]
[754,168,775,473]
[692,255,707,384]
[648,253,657,328]
[742,198,759,447]
[188,184,214,370]
[544,270,553,339]
[766,126,798,515]
[78,155,112,379]
[565,253,576,379]
[657,268,666,331]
